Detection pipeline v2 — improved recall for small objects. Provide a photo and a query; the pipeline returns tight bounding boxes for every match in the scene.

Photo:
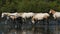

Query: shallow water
[0,18,60,34]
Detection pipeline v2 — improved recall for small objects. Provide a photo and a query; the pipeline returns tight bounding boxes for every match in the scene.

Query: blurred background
[0,0,60,34]
[0,0,60,13]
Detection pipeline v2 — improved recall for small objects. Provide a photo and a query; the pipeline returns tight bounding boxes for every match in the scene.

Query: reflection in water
[0,17,60,34]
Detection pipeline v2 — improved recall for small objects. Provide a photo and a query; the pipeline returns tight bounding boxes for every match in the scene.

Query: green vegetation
[0,0,60,13]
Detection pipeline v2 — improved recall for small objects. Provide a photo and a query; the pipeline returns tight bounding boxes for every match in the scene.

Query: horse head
[49,9,56,14]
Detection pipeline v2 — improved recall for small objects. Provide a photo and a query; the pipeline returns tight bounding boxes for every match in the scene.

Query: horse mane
[50,9,56,14]
[50,9,56,12]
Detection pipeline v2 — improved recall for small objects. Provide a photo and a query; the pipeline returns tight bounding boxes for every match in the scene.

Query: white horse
[21,12,35,18]
[1,12,10,20]
[16,13,24,17]
[1,12,10,18]
[8,12,19,20]
[49,9,60,19]
[1,12,18,20]
[9,13,25,20]
[32,13,50,23]
[18,12,35,22]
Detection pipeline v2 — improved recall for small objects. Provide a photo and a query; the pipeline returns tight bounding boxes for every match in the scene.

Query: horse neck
[52,11,56,15]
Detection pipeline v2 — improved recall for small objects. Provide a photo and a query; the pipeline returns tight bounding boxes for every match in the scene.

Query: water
[0,17,60,34]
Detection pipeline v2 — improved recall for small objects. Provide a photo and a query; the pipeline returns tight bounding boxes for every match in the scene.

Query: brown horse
[49,9,56,14]
[49,9,60,19]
